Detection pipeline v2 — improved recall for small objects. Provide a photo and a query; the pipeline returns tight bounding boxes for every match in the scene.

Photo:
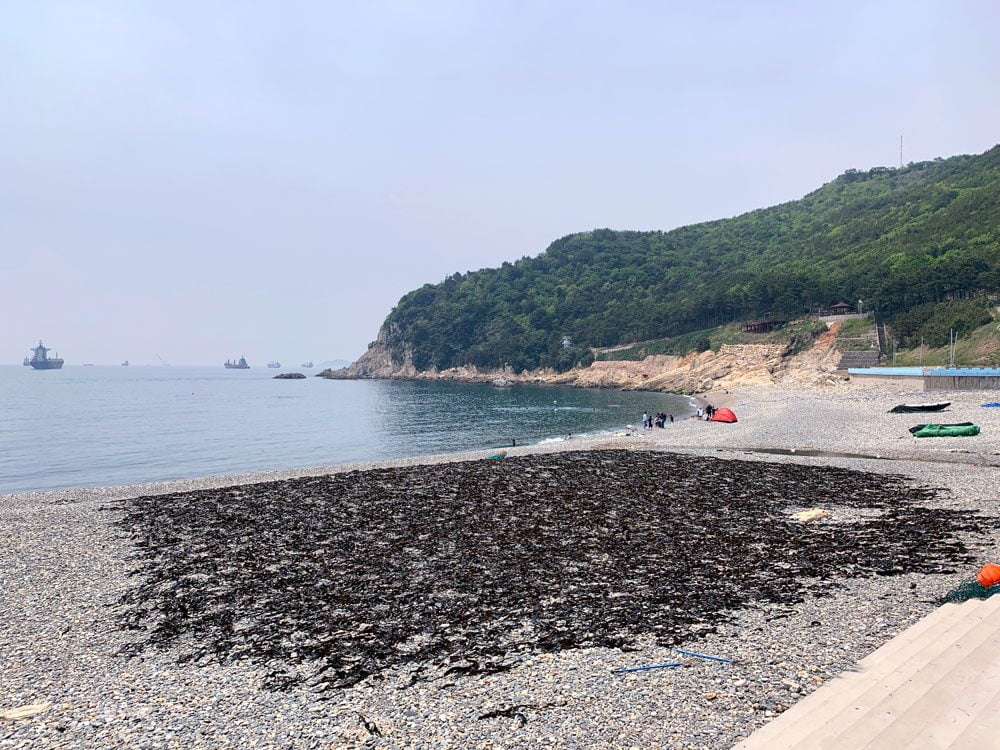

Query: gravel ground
[3,380,999,749]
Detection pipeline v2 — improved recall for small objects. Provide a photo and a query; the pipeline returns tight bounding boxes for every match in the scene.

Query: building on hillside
[830,302,852,315]
[741,316,788,334]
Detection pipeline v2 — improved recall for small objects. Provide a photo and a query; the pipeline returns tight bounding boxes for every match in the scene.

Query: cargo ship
[267,360,281,368]
[224,356,250,369]
[301,361,314,368]
[28,341,64,370]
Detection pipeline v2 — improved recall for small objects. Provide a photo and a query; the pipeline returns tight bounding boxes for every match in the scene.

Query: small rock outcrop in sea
[112,451,988,693]
[273,372,306,379]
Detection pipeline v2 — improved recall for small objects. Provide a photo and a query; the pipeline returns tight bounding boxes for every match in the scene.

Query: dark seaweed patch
[112,450,987,691]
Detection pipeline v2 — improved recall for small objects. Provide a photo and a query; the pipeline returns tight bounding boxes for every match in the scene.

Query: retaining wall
[924,375,1000,391]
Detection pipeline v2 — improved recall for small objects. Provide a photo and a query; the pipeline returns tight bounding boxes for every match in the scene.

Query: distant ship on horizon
[122,360,129,367]
[28,340,64,370]
[22,356,30,366]
[267,360,281,368]
[225,356,250,369]
[301,361,314,368]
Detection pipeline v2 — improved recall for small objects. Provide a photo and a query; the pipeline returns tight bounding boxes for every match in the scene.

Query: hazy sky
[3,1,998,365]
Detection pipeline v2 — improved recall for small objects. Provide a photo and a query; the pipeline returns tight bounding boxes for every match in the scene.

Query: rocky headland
[319,323,847,394]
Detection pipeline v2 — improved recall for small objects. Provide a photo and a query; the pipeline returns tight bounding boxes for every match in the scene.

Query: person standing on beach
[669,414,674,423]
[642,411,650,430]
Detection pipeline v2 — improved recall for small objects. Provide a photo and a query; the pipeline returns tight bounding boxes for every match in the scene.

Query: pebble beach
[3,380,1000,750]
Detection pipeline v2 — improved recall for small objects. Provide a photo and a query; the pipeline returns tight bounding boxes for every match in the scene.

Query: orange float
[976,563,1000,588]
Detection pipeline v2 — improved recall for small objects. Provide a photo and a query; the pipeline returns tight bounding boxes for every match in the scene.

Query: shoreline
[10,377,996,504]
[1,386,700,501]
[4,379,1000,749]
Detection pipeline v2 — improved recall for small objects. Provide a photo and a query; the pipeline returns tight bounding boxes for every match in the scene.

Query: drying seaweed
[111,450,988,692]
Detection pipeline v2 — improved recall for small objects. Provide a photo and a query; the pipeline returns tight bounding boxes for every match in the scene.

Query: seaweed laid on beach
[111,450,988,691]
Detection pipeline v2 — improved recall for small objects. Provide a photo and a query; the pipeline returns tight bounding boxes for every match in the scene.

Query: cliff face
[320,326,420,380]
[551,344,799,393]
[319,326,556,383]
[320,335,846,393]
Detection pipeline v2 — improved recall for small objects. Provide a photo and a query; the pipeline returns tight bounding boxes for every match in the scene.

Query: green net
[940,580,1000,604]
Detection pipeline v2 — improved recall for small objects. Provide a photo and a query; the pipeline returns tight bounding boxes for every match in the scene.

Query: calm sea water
[0,366,693,494]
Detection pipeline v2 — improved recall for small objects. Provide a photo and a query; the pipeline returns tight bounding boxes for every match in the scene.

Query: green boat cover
[911,423,980,438]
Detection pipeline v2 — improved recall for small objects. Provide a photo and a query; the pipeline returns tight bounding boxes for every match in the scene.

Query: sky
[2,1,999,366]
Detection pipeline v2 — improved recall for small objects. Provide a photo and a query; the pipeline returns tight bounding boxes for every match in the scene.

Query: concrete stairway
[875,318,889,356]
[733,595,1000,749]
[836,350,882,369]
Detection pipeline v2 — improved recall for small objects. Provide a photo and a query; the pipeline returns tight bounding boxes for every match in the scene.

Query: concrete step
[943,684,1000,748]
[860,637,1000,748]
[734,597,1000,749]
[810,597,1000,748]
[734,601,971,750]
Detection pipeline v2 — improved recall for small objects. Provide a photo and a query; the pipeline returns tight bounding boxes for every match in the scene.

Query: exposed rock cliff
[319,327,556,383]
[321,330,847,394]
[319,326,418,380]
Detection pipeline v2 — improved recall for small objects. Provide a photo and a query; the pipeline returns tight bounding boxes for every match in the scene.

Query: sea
[0,365,693,494]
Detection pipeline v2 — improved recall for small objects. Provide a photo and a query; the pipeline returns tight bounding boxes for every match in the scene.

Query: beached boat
[889,401,951,413]
[909,422,979,437]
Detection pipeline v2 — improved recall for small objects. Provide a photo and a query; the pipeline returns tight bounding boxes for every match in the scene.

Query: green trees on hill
[890,299,994,349]
[383,146,1000,372]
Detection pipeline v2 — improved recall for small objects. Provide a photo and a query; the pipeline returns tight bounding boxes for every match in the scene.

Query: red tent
[710,407,737,423]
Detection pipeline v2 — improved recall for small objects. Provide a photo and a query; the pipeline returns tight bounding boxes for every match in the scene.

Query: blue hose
[674,648,731,663]
[612,662,682,673]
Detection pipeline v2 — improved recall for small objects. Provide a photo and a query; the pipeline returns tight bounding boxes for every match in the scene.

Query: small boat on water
[889,401,951,413]
[225,356,250,369]
[122,360,129,367]
[267,361,281,368]
[27,341,64,370]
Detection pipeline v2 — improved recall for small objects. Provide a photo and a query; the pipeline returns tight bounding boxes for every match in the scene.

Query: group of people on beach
[696,404,718,420]
[641,411,673,429]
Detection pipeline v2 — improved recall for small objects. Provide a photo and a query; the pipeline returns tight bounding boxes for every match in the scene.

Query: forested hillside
[380,145,1000,373]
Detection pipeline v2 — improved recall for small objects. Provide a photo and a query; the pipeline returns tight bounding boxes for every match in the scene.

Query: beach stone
[1,702,50,720]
